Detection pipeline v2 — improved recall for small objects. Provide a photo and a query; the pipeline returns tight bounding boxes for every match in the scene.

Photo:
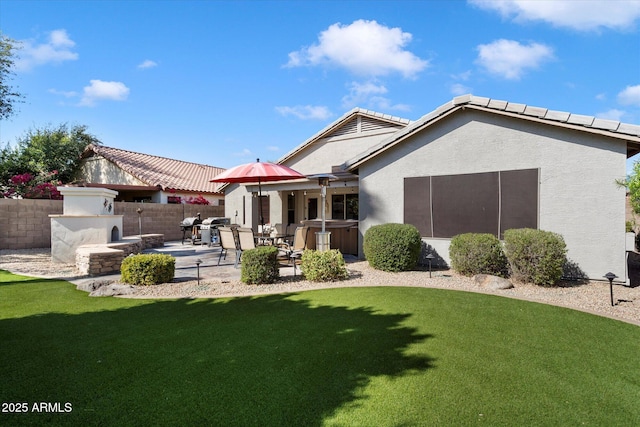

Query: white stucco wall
[359,110,627,282]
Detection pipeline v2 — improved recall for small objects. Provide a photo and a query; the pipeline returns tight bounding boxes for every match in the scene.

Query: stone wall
[0,199,224,250]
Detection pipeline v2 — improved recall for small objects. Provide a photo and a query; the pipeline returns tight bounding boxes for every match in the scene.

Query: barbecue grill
[180,214,202,244]
[200,217,231,246]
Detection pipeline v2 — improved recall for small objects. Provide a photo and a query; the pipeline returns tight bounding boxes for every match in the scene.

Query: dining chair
[218,227,241,268]
[277,226,309,276]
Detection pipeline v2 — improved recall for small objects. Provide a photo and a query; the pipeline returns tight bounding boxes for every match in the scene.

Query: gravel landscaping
[1,247,638,326]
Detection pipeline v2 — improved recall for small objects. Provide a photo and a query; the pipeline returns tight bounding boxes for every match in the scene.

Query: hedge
[503,228,567,286]
[120,254,175,286]
[449,233,508,277]
[363,223,422,272]
[240,246,280,284]
[300,249,349,282]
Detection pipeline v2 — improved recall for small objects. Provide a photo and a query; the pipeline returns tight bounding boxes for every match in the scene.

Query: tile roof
[343,94,640,171]
[82,144,226,194]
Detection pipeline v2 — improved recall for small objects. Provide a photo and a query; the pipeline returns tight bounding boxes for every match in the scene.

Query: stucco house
[223,95,640,283]
[77,144,226,205]
[222,108,411,253]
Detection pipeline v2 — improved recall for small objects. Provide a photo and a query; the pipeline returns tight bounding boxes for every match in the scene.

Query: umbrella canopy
[211,159,306,231]
[211,159,305,184]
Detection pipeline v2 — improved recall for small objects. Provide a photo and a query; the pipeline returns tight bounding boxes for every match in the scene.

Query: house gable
[279,108,410,175]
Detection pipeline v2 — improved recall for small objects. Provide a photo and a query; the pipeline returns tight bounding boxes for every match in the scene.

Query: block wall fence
[0,199,224,250]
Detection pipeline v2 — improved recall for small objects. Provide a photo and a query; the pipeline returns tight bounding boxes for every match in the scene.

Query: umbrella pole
[258,177,264,236]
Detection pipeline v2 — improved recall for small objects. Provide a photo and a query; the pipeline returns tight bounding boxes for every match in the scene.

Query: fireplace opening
[111,226,120,242]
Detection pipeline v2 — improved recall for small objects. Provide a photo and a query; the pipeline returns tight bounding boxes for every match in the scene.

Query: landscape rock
[89,283,136,297]
[473,274,514,290]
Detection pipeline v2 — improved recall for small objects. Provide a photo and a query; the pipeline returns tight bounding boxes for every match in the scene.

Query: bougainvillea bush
[1,172,62,199]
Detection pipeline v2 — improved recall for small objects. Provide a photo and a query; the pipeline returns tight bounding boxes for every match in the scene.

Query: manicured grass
[1,270,639,426]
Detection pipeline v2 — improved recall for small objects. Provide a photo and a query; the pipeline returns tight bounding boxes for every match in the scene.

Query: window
[287,194,295,224]
[332,194,359,220]
[404,169,538,238]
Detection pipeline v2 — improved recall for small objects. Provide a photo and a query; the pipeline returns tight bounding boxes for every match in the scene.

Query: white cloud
[79,80,130,106]
[342,81,388,108]
[475,39,554,80]
[48,88,78,98]
[596,109,626,121]
[138,59,158,69]
[451,70,472,81]
[275,105,334,120]
[618,85,640,106]
[233,148,253,157]
[451,83,472,96]
[266,146,279,152]
[285,19,428,78]
[15,29,78,71]
[340,80,410,111]
[469,0,640,31]
[369,97,412,112]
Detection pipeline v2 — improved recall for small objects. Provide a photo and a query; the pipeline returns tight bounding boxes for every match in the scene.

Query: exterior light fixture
[604,272,618,306]
[425,254,435,278]
[196,258,203,285]
[136,207,144,237]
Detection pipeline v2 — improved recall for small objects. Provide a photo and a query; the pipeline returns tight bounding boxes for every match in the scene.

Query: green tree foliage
[0,33,23,120]
[1,124,101,198]
[624,161,640,216]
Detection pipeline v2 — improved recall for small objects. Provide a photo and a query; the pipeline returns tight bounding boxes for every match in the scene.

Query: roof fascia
[344,99,640,171]
[464,104,640,157]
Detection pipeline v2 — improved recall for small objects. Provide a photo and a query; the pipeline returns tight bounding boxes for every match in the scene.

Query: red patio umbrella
[211,159,306,231]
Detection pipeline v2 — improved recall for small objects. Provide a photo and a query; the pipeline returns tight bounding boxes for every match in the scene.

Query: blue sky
[2,0,640,171]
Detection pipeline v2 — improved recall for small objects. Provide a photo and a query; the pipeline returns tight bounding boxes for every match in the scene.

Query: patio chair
[237,228,256,251]
[218,227,241,268]
[277,226,309,276]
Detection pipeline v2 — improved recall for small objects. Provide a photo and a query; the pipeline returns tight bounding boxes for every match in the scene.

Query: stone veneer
[76,234,164,276]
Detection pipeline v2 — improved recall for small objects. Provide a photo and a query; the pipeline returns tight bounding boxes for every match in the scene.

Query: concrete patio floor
[141,240,299,283]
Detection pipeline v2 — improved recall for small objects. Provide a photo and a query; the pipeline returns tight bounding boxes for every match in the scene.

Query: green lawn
[1,270,638,426]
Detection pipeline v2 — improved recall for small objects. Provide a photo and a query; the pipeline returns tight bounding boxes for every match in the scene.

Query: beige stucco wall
[359,110,627,282]
[79,157,148,186]
[283,129,400,174]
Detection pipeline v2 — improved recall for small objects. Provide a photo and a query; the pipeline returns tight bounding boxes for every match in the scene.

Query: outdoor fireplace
[50,187,124,263]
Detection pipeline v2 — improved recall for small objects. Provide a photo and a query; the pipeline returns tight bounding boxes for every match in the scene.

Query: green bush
[449,233,508,277]
[241,246,280,284]
[301,249,349,282]
[503,228,567,286]
[363,223,422,272]
[120,254,175,286]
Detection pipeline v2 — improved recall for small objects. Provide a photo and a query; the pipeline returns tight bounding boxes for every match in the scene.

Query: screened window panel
[499,169,539,237]
[404,177,432,237]
[403,169,538,239]
[431,172,499,238]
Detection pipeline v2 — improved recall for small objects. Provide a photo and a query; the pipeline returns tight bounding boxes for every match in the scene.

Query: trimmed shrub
[363,223,422,272]
[449,233,508,277]
[120,253,175,285]
[503,228,567,286]
[241,246,279,284]
[301,249,349,282]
